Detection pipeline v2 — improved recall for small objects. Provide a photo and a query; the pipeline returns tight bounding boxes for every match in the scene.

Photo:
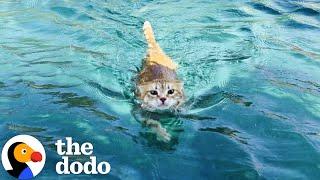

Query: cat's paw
[156,125,171,142]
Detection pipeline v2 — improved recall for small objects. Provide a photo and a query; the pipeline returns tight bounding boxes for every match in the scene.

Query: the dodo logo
[1,135,46,179]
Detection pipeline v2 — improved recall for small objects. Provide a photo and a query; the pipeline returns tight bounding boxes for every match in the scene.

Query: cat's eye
[149,90,158,95]
[168,89,175,95]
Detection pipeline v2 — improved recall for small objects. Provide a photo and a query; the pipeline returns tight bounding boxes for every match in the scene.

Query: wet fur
[136,21,185,111]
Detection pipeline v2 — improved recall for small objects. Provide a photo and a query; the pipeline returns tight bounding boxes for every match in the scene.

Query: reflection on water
[187,90,253,110]
[7,123,46,133]
[1,0,320,179]
[199,127,248,145]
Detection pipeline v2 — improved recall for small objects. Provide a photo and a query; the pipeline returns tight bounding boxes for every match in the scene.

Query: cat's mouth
[159,102,169,107]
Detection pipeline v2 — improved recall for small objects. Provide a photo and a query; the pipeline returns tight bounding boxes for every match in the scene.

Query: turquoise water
[1,0,320,179]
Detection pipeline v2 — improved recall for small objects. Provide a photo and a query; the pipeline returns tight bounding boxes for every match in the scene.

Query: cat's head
[136,80,184,111]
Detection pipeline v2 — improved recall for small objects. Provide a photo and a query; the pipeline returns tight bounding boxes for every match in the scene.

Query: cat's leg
[143,119,171,142]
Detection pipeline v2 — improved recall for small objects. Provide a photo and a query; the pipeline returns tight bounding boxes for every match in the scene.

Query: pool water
[1,0,320,179]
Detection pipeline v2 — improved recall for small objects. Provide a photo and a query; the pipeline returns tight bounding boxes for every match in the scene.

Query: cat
[136,21,185,111]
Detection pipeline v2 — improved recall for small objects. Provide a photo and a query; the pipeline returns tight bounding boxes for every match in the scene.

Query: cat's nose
[160,97,166,103]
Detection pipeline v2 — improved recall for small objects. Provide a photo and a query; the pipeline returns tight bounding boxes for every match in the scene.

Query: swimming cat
[136,21,185,111]
[134,21,185,141]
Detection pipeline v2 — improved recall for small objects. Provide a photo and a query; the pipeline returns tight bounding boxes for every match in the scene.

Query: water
[0,0,320,179]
